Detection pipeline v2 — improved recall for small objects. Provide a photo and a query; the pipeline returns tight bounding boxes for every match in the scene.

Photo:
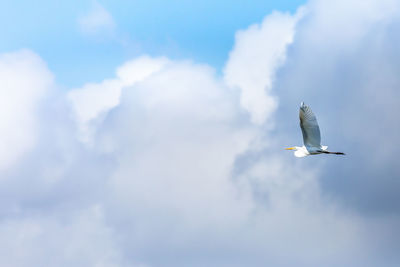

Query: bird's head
[285,146,308,157]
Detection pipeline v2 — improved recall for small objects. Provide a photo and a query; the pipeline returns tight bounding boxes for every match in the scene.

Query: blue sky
[0,0,304,87]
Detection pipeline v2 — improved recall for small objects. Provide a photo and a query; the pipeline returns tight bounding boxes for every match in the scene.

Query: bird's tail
[318,150,346,155]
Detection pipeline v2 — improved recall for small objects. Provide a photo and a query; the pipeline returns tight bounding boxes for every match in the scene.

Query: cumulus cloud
[0,206,132,267]
[68,56,168,144]
[2,0,400,266]
[274,0,400,215]
[0,50,53,170]
[92,55,364,267]
[224,9,304,125]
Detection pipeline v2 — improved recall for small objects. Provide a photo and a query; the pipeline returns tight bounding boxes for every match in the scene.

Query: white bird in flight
[286,102,345,157]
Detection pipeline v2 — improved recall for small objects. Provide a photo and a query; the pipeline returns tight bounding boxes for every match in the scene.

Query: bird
[285,102,345,157]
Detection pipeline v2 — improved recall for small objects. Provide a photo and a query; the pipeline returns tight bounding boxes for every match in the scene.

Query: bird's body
[286,102,345,157]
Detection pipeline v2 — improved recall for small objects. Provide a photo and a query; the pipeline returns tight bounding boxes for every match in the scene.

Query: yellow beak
[285,147,295,150]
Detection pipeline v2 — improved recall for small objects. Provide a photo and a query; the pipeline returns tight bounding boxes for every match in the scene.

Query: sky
[0,0,304,87]
[1,0,400,266]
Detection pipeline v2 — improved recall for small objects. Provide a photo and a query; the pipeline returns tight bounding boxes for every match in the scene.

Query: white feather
[294,149,308,158]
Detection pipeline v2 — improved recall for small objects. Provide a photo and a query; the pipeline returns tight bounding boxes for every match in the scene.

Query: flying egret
[285,102,345,157]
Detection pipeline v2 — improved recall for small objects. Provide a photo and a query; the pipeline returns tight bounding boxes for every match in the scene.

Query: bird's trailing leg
[317,150,346,155]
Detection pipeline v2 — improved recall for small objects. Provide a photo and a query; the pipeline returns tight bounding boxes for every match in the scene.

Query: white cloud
[0,50,53,170]
[0,206,137,267]
[224,8,304,125]
[102,60,256,228]
[77,49,366,266]
[78,1,116,35]
[67,56,168,144]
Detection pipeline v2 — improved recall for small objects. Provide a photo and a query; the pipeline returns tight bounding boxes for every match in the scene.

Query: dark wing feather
[299,102,321,147]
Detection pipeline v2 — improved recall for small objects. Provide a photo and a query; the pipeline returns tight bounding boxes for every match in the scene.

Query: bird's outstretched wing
[299,102,321,148]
